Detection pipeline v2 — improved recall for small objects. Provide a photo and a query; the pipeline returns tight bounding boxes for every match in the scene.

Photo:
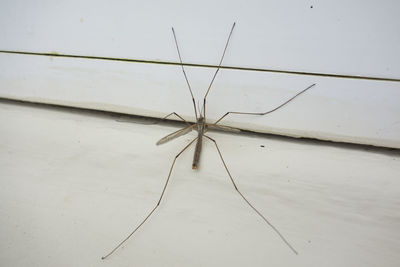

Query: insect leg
[203,22,236,121]
[172,27,198,120]
[213,83,315,125]
[203,134,298,255]
[162,112,191,125]
[102,137,198,260]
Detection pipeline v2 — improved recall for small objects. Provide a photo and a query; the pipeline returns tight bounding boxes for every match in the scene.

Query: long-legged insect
[102,22,315,259]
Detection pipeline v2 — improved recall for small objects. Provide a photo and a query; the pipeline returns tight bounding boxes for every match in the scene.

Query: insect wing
[156,124,195,145]
[208,124,241,133]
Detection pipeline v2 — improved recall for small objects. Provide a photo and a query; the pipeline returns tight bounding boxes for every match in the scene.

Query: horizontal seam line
[0,96,399,152]
[1,49,399,83]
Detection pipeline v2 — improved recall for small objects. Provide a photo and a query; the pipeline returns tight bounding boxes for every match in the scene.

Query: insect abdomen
[192,133,202,169]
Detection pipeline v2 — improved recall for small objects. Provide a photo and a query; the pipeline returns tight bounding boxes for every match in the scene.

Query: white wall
[2,101,400,267]
[1,0,399,148]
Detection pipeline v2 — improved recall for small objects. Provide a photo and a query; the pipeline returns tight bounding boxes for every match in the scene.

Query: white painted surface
[1,102,399,267]
[1,0,400,77]
[1,53,400,148]
[0,0,399,148]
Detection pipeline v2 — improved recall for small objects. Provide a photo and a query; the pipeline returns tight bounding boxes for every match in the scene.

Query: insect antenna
[198,100,204,118]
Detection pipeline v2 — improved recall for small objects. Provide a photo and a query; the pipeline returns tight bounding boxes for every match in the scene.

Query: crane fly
[102,22,315,259]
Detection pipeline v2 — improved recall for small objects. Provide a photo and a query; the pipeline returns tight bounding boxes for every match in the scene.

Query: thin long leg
[172,27,198,120]
[102,137,198,260]
[214,83,316,125]
[203,22,236,121]
[203,134,298,255]
[203,22,236,101]
[162,112,191,125]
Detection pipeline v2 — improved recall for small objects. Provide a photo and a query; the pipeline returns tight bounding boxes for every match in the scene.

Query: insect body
[102,22,315,260]
[192,115,205,169]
